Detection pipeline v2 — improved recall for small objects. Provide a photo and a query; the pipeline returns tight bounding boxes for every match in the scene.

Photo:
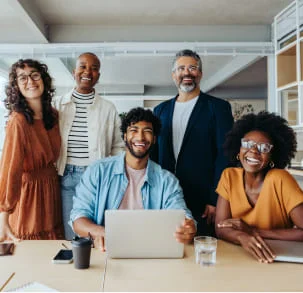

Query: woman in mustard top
[215,111,303,263]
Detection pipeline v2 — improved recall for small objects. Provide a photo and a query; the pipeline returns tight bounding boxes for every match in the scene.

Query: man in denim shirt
[71,107,196,250]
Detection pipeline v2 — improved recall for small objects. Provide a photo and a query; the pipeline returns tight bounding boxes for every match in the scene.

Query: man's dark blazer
[151,91,234,224]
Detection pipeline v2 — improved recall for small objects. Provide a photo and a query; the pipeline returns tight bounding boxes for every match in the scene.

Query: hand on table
[217,218,275,263]
[238,233,275,263]
[175,218,196,244]
[217,218,255,235]
[90,226,106,252]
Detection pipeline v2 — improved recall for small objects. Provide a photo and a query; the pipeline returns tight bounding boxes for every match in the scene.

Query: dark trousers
[196,217,216,237]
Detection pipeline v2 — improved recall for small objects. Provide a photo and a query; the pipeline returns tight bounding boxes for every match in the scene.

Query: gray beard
[174,79,196,93]
[179,83,196,93]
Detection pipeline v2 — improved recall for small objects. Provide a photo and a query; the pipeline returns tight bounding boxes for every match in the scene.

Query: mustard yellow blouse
[216,168,303,229]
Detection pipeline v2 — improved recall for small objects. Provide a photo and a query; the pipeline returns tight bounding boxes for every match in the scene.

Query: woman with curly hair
[0,59,63,240]
[215,111,303,263]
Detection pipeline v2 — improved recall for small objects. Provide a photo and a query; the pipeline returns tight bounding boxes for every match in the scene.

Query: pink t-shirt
[118,165,145,210]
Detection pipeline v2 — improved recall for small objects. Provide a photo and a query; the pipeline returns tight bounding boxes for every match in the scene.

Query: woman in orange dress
[0,59,63,240]
[215,111,303,263]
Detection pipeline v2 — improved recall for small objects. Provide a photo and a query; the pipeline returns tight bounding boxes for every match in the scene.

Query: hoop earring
[269,161,275,168]
[236,154,240,161]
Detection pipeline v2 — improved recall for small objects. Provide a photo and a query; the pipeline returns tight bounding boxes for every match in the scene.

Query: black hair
[5,59,57,130]
[120,107,161,139]
[224,111,297,169]
[77,52,100,68]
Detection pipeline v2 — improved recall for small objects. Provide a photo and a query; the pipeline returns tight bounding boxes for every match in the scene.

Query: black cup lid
[72,237,92,247]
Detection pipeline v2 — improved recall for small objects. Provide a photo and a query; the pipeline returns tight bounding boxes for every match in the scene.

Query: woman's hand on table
[238,233,275,263]
[217,218,256,235]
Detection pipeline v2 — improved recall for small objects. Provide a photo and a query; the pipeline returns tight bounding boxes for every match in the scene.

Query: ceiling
[0,0,294,108]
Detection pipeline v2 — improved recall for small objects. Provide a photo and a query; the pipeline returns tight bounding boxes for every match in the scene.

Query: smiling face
[73,53,100,94]
[239,130,273,175]
[124,121,156,159]
[172,56,202,93]
[16,65,44,102]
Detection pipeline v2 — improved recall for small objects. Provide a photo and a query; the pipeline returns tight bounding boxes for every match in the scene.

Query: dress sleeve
[215,168,231,202]
[0,116,25,213]
[279,170,303,215]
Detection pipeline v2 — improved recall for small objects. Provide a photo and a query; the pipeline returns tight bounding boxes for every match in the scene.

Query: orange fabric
[0,112,63,239]
[216,167,303,230]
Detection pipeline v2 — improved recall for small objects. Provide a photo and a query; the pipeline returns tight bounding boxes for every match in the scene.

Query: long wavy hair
[5,59,57,130]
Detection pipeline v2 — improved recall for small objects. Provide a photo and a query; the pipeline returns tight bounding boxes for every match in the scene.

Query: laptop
[266,239,303,263]
[105,209,185,259]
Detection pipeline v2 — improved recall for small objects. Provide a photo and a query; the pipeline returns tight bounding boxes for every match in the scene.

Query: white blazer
[53,90,124,175]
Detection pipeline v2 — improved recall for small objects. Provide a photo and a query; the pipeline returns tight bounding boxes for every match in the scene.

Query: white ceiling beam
[3,1,74,83]
[201,55,261,92]
[5,0,48,42]
[0,42,273,57]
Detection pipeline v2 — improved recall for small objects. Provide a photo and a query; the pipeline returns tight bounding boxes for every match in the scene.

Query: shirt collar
[114,152,155,187]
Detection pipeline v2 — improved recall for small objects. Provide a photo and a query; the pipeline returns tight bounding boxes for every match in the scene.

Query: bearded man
[70,107,196,250]
[151,49,234,236]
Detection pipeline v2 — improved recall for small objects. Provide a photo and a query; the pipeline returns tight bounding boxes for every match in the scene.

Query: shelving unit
[274,0,303,163]
[274,0,303,126]
[277,43,297,88]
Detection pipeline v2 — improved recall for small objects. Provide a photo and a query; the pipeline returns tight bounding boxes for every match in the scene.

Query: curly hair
[120,107,162,139]
[5,59,57,130]
[224,111,297,169]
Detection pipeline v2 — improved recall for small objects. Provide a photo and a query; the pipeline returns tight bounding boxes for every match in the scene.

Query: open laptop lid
[266,239,303,263]
[105,209,185,259]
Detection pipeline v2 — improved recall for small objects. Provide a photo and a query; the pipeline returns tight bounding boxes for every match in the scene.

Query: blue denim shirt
[70,152,193,226]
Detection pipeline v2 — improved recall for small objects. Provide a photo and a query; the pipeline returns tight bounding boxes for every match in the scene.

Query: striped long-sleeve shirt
[66,90,94,166]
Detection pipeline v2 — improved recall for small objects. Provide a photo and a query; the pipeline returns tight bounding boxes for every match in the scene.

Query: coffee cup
[71,236,92,269]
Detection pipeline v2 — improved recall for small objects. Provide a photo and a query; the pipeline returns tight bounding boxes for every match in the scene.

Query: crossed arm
[215,196,303,263]
[73,216,196,252]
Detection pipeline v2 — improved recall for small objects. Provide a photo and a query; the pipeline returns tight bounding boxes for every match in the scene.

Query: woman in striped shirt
[53,53,124,240]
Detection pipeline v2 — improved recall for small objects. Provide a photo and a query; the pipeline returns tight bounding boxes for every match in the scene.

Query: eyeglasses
[174,65,199,73]
[241,138,273,154]
[16,72,41,84]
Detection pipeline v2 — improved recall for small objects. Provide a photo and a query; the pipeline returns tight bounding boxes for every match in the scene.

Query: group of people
[0,49,302,263]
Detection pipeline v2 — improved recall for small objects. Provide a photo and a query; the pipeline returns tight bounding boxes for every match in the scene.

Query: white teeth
[82,77,91,80]
[134,143,145,146]
[246,157,260,164]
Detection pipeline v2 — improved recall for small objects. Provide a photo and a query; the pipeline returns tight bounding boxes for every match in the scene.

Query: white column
[267,55,277,112]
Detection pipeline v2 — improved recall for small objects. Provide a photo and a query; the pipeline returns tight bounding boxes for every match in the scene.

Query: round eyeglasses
[241,138,273,154]
[16,72,41,85]
[174,65,199,73]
